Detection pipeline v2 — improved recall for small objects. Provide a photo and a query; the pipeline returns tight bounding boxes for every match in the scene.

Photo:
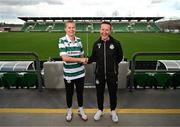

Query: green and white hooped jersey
[58,35,85,80]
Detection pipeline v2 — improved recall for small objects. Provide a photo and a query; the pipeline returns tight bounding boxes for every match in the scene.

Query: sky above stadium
[0,0,180,24]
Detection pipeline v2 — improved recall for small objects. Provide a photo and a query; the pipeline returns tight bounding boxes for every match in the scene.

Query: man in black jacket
[88,21,123,122]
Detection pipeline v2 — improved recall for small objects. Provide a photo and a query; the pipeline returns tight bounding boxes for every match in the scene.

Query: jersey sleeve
[58,38,67,56]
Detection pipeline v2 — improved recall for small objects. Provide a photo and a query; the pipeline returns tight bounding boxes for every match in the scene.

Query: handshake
[80,58,88,64]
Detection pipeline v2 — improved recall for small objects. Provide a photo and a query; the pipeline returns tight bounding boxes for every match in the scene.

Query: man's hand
[80,58,88,64]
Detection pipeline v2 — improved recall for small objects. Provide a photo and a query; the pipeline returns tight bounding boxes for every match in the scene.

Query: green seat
[3,73,19,88]
[154,73,171,88]
[134,73,149,88]
[145,73,156,88]
[0,73,4,87]
[22,73,38,88]
[172,72,180,89]
[0,75,3,87]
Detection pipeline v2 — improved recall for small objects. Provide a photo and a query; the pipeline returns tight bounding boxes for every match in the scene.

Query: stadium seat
[93,23,100,32]
[171,72,180,89]
[21,22,35,32]
[53,23,64,31]
[154,73,171,89]
[134,73,149,89]
[3,73,19,89]
[0,73,3,87]
[133,22,147,32]
[76,23,88,32]
[145,73,156,88]
[21,72,38,89]
[33,22,48,31]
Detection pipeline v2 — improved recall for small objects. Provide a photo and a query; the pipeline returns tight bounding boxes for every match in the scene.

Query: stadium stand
[112,22,129,32]
[133,22,147,32]
[148,22,161,32]
[19,17,162,32]
[76,22,89,32]
[53,22,64,32]
[92,22,100,32]
[33,22,47,31]
[21,22,35,32]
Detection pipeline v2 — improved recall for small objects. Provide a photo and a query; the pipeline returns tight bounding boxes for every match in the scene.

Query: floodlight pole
[86,25,92,57]
[86,26,89,57]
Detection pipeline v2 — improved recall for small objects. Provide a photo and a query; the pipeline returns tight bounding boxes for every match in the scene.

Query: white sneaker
[66,108,73,122]
[94,110,103,121]
[111,110,118,122]
[78,107,88,121]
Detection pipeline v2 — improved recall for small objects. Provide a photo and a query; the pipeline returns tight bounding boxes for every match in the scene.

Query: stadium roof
[18,17,163,22]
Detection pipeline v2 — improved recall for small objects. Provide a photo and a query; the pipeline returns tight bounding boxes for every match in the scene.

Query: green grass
[0,32,180,61]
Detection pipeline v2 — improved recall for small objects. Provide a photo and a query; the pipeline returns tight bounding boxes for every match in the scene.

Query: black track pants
[64,77,85,108]
[95,75,118,111]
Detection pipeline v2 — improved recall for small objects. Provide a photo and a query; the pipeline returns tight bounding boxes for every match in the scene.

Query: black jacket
[88,36,123,78]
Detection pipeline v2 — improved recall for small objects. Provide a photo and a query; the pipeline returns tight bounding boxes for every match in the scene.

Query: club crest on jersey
[97,43,101,48]
[96,79,100,85]
[76,42,81,47]
[67,80,71,84]
[109,44,114,50]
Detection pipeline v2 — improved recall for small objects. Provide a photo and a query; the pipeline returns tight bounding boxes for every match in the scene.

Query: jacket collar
[98,35,113,43]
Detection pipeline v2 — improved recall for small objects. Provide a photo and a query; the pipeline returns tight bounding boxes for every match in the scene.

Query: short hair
[65,20,75,28]
[101,21,112,30]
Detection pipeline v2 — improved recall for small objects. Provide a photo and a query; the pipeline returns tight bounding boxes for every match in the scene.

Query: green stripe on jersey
[66,46,81,51]
[72,55,81,58]
[64,70,85,77]
[60,47,66,52]
[64,63,82,69]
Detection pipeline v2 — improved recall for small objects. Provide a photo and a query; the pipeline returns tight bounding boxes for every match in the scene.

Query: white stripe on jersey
[58,43,65,48]
[63,66,85,73]
[60,52,67,56]
[64,62,78,65]
[64,73,85,80]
